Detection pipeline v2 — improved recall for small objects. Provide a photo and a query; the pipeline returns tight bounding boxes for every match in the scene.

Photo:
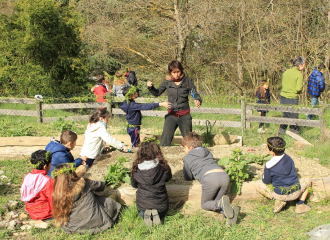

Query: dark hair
[256,80,268,99]
[267,137,286,156]
[96,75,105,83]
[60,130,78,145]
[290,57,305,67]
[122,86,131,97]
[31,150,52,170]
[131,141,170,176]
[318,63,326,70]
[89,108,110,124]
[182,132,202,148]
[168,60,184,74]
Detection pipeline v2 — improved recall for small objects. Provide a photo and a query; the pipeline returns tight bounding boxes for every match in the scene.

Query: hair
[290,56,305,67]
[89,108,110,124]
[131,141,170,176]
[96,75,105,83]
[182,132,202,148]
[256,80,268,100]
[318,63,326,70]
[267,137,286,156]
[113,69,128,86]
[122,86,131,97]
[168,60,184,74]
[52,164,82,227]
[60,130,78,145]
[30,150,52,170]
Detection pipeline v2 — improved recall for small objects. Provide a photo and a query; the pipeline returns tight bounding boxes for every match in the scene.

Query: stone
[0,221,7,227]
[19,213,28,221]
[29,220,49,229]
[6,211,18,220]
[20,225,32,231]
[7,220,20,230]
[8,200,18,209]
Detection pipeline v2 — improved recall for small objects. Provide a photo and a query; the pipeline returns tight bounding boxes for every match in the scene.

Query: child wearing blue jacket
[45,130,87,177]
[256,137,311,213]
[119,86,171,147]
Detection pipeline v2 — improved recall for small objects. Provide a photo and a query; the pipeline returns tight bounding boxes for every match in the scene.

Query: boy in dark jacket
[119,86,170,148]
[45,130,87,177]
[256,137,311,213]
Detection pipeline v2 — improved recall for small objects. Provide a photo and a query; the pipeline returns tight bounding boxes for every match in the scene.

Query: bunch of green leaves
[218,149,270,194]
[104,156,131,189]
[51,117,76,132]
[140,137,160,146]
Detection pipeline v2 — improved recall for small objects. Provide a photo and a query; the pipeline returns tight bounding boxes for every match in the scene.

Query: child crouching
[182,132,239,226]
[256,137,312,213]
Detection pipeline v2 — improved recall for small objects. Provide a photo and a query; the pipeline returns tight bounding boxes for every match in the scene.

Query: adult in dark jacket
[147,60,202,146]
[131,141,172,226]
[125,67,138,86]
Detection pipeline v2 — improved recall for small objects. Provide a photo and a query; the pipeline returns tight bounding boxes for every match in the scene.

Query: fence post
[319,107,325,142]
[241,99,246,145]
[106,101,112,118]
[36,100,43,123]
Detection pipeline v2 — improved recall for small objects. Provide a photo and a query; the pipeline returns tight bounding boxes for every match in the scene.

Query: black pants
[258,111,266,128]
[279,96,299,134]
[160,114,192,146]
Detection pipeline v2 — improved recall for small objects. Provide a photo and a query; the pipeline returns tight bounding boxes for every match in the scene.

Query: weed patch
[104,156,130,188]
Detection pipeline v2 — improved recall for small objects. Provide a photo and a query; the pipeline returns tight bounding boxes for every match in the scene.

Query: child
[131,141,172,226]
[80,108,129,166]
[256,137,312,213]
[119,85,171,148]
[112,69,130,97]
[52,163,121,234]
[182,132,239,226]
[256,80,270,133]
[21,150,53,220]
[92,75,108,103]
[45,130,87,177]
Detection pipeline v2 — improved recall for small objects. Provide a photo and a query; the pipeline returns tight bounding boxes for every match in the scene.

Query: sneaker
[218,195,234,219]
[151,209,161,225]
[273,200,286,213]
[258,128,265,133]
[226,205,239,226]
[144,209,153,226]
[295,203,311,214]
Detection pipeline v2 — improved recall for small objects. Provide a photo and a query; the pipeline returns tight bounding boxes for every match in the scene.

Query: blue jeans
[127,126,140,148]
[307,97,318,120]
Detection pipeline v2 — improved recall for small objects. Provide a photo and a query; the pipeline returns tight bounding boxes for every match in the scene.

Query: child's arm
[55,152,83,167]
[262,167,272,184]
[99,128,125,150]
[131,176,138,188]
[88,180,105,192]
[147,80,167,97]
[165,167,172,182]
[182,159,194,181]
[130,101,171,111]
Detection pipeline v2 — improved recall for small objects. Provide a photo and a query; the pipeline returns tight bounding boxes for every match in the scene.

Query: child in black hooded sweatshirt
[130,141,172,226]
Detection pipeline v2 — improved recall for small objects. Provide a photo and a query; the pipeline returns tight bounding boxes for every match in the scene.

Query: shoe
[151,209,161,225]
[226,206,239,226]
[295,203,311,214]
[218,195,234,219]
[258,128,265,133]
[144,209,153,226]
[273,200,286,213]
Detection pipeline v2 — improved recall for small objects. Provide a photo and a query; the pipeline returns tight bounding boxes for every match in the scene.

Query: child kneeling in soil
[119,85,171,148]
[130,140,172,226]
[182,132,239,226]
[21,150,54,220]
[52,163,122,234]
[256,137,312,213]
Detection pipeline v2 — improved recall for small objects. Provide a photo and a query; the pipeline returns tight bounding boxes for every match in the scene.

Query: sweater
[45,140,82,177]
[94,84,107,103]
[119,100,159,125]
[308,68,325,98]
[131,159,172,212]
[280,67,303,99]
[21,169,54,220]
[80,121,124,159]
[183,147,222,182]
[262,154,300,195]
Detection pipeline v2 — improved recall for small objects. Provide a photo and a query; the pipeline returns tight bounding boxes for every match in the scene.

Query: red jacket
[94,84,107,102]
[21,169,54,220]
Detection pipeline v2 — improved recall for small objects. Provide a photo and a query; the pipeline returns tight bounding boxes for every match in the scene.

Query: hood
[45,140,67,154]
[187,147,210,158]
[266,154,292,175]
[138,158,159,170]
[134,161,164,185]
[86,121,106,133]
[21,170,50,202]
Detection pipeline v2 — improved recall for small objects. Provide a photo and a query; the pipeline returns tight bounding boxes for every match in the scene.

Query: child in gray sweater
[182,132,239,226]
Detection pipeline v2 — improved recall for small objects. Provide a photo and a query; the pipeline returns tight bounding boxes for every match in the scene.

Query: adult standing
[307,63,326,120]
[278,57,305,135]
[125,67,138,86]
[147,60,202,146]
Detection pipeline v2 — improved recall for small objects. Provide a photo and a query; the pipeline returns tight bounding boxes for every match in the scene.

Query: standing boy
[91,75,108,103]
[307,63,326,120]
[119,86,171,148]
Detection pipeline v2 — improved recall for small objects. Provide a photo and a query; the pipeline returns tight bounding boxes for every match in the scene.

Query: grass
[1,159,330,239]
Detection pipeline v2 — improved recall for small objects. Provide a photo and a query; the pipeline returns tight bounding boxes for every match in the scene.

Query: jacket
[131,159,172,212]
[148,76,202,111]
[80,121,124,159]
[308,68,325,98]
[62,179,121,234]
[262,154,300,195]
[45,140,82,177]
[280,67,303,99]
[183,147,221,182]
[119,100,159,125]
[256,89,270,104]
[21,169,53,220]
[94,84,107,103]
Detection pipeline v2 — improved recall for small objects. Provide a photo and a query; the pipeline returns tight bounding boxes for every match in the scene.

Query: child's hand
[122,146,129,152]
[147,81,153,87]
[194,100,201,108]
[81,156,87,161]
[165,75,172,81]
[181,161,184,167]
[160,101,171,109]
